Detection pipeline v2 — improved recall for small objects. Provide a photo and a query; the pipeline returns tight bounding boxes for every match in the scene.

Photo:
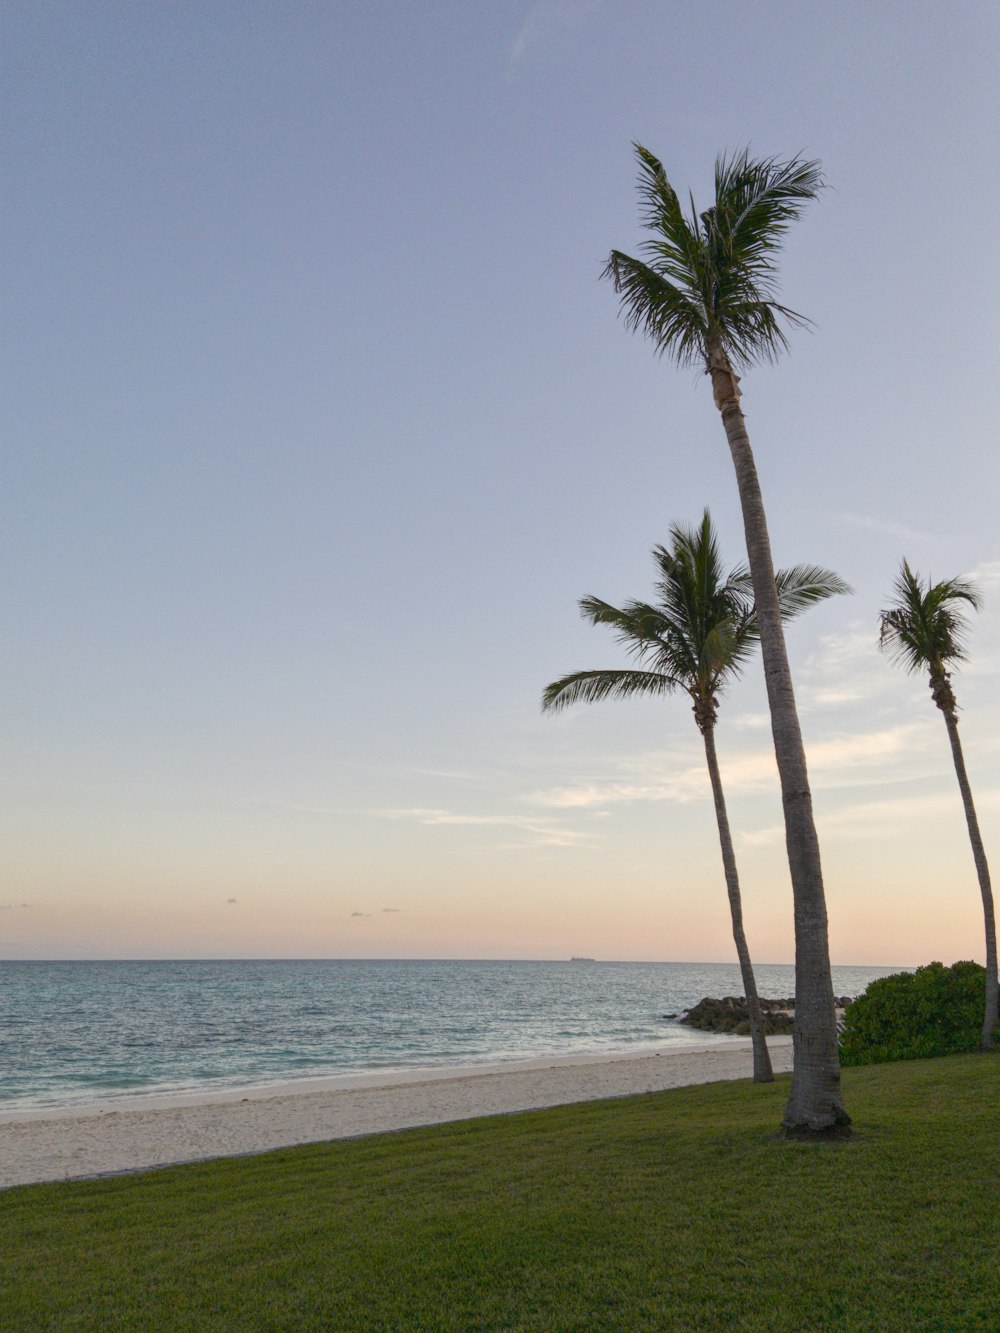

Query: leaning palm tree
[605,146,849,1134]
[543,512,849,1084]
[879,562,998,1049]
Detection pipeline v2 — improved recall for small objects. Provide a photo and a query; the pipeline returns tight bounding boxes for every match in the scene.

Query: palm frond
[631,145,708,286]
[602,250,706,368]
[581,594,701,680]
[706,608,760,678]
[579,595,657,643]
[878,607,927,675]
[878,561,981,674]
[709,294,806,368]
[700,620,750,680]
[578,595,639,632]
[774,564,852,619]
[651,511,760,684]
[541,668,680,713]
[713,151,824,279]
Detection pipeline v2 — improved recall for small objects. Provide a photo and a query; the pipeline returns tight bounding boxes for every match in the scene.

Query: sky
[3,0,998,964]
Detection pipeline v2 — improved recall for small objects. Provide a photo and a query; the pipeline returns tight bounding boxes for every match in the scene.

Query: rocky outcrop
[673,995,853,1037]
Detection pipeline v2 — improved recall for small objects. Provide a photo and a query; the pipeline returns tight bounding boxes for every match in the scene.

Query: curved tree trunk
[935,688,998,1049]
[702,721,774,1082]
[708,347,849,1133]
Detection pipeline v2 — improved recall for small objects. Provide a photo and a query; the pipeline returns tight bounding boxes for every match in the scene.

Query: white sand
[0,1037,793,1189]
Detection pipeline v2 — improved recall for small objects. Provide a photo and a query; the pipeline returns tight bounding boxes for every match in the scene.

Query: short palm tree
[543,512,849,1084]
[605,146,849,1133]
[878,562,998,1049]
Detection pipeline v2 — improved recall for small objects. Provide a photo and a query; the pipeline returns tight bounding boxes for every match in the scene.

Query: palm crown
[878,561,982,680]
[543,512,848,731]
[603,145,824,372]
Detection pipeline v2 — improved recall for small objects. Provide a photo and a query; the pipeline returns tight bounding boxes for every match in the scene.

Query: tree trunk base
[781,1117,853,1142]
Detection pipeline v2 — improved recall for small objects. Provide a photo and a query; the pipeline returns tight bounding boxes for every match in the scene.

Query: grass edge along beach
[3,1053,997,1332]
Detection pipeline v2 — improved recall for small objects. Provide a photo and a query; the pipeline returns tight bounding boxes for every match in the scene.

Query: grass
[2,1054,997,1331]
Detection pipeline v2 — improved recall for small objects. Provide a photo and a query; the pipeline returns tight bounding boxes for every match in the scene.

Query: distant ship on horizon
[569,956,596,963]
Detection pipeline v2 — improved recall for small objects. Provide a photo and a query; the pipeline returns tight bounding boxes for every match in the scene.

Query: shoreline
[1,1037,792,1189]
[0,1034,754,1121]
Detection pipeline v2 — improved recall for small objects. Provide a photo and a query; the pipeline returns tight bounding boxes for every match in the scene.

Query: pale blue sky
[3,1,998,961]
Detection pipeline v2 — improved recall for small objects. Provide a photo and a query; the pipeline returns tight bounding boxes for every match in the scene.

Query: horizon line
[0,956,915,968]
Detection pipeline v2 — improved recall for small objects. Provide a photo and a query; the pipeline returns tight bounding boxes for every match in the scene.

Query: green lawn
[2,1054,997,1331]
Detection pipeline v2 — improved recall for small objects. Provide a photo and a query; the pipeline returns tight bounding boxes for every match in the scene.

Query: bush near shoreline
[839,960,993,1064]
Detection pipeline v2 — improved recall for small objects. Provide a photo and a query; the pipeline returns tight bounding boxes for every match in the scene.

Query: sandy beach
[0,1037,792,1189]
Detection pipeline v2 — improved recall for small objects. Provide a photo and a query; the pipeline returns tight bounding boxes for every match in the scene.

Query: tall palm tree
[604,146,849,1134]
[878,562,998,1049]
[543,512,849,1084]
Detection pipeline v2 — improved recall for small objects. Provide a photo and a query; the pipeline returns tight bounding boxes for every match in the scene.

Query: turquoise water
[0,959,903,1110]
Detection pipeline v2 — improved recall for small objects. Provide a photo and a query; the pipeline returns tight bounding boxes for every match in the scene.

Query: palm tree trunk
[937,696,999,1049]
[708,348,848,1133]
[702,721,774,1082]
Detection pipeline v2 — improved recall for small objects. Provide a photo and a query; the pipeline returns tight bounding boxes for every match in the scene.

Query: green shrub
[839,961,990,1066]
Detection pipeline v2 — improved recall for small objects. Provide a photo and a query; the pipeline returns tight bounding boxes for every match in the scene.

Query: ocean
[0,959,903,1111]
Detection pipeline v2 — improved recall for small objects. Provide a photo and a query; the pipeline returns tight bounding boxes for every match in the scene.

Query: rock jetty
[673,995,853,1037]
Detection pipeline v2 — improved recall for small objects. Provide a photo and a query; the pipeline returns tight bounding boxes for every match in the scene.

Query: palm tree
[878,562,998,1049]
[604,146,849,1134]
[543,512,849,1084]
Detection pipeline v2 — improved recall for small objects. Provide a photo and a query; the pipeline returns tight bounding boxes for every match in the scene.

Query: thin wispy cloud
[745,721,967,793]
[819,786,1000,842]
[803,725,927,774]
[968,560,1000,588]
[509,0,603,65]
[377,807,590,848]
[527,739,712,810]
[530,775,706,810]
[510,10,539,63]
[796,627,903,710]
[741,775,1000,852]
[831,512,936,545]
[739,825,784,849]
[731,712,771,732]
[527,720,959,816]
